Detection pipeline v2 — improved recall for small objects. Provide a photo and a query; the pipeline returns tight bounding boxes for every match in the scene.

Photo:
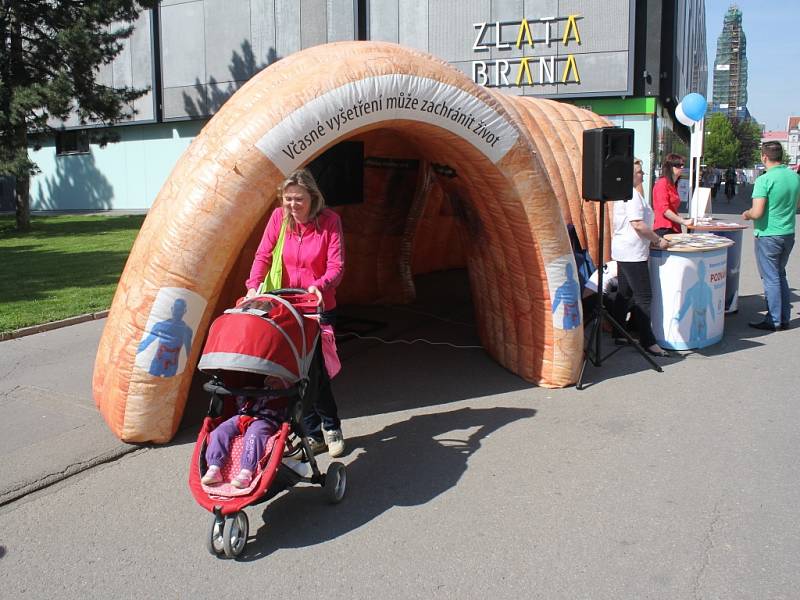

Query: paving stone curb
[0,310,109,342]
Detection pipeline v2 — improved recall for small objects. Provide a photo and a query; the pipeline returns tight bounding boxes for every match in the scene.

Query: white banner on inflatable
[649,248,727,350]
[256,74,520,173]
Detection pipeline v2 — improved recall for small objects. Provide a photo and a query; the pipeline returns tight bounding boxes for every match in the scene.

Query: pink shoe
[201,465,222,485]
[231,469,253,488]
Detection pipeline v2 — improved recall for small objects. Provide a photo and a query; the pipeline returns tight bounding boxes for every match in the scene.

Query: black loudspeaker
[582,127,634,201]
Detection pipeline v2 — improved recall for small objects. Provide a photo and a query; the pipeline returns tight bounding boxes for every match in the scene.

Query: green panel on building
[563,97,657,116]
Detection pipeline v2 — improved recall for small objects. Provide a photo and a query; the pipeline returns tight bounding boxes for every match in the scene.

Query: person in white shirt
[610,159,672,357]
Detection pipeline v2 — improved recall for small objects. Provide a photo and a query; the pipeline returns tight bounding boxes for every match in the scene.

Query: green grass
[0,214,145,333]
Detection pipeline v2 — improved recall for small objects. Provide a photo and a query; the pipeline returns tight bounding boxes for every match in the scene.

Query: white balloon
[675,103,695,127]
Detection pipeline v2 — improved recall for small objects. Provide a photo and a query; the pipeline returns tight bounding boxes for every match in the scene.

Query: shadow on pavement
[572,339,681,389]
[575,286,793,382]
[234,405,536,560]
[173,328,533,444]
[686,293,767,357]
[176,269,533,438]
[692,291,799,357]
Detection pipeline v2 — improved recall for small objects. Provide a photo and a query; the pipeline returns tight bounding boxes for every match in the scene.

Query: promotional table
[649,234,735,351]
[687,220,747,312]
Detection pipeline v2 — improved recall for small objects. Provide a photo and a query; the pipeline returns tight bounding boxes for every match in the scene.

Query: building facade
[24,0,706,211]
[786,116,800,168]
[710,4,749,122]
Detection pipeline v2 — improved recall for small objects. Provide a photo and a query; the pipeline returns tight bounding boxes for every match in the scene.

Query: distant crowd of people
[700,166,749,201]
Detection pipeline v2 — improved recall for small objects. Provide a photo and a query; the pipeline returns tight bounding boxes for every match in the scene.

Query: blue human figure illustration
[551,263,581,330]
[674,260,715,343]
[137,298,194,377]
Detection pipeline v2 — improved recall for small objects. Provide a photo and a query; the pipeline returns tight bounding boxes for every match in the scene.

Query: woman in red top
[652,153,693,237]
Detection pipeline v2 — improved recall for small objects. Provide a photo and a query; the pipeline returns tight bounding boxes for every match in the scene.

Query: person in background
[703,167,721,198]
[700,166,713,190]
[246,169,346,456]
[725,166,737,201]
[742,141,800,331]
[712,167,722,198]
[653,153,693,237]
[610,158,672,357]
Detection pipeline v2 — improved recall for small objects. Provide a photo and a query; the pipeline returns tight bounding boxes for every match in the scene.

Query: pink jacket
[246,208,345,310]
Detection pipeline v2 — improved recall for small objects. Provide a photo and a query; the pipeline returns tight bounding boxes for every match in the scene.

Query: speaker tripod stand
[576,200,662,390]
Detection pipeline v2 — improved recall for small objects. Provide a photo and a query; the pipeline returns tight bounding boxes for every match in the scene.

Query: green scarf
[257,218,287,294]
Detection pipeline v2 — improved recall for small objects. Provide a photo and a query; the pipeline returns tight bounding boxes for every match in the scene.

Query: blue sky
[705,0,799,130]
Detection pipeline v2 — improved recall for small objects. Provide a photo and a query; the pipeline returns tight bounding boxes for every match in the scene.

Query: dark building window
[55,131,90,156]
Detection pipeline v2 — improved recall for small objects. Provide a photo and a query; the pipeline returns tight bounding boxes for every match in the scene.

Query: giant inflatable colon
[94,42,609,443]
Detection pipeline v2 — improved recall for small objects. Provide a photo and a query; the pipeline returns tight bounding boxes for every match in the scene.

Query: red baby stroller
[189,289,347,558]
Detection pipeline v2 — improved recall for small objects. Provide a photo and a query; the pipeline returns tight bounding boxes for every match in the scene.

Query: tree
[0,1,157,231]
[731,118,763,168]
[703,112,740,169]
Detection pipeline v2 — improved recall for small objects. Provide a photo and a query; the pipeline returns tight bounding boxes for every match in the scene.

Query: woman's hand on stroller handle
[238,288,322,313]
[307,285,324,310]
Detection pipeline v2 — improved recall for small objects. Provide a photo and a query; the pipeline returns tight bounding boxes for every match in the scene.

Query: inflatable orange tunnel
[93,41,609,443]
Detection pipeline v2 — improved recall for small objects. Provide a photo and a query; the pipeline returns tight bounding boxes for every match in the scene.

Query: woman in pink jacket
[246,169,346,457]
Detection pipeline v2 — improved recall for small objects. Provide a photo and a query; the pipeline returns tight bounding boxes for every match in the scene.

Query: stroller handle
[268,288,310,296]
[258,288,322,313]
[203,379,300,399]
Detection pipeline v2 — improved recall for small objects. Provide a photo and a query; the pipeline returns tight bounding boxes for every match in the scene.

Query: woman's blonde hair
[279,168,326,228]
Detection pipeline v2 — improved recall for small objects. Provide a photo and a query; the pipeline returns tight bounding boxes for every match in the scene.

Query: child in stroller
[190,290,347,558]
[201,376,288,488]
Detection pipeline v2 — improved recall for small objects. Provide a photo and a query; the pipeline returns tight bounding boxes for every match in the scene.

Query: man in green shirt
[743,141,800,331]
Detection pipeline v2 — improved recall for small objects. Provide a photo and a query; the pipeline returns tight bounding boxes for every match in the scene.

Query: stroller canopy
[198,293,319,383]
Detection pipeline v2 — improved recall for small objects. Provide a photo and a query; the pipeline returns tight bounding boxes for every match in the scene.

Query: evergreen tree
[0,1,157,231]
[703,112,740,169]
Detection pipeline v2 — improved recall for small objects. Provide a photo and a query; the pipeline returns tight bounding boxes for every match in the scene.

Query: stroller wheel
[222,511,249,558]
[207,514,225,556]
[324,462,347,504]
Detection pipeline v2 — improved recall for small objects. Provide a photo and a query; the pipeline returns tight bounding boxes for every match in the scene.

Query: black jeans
[612,260,657,349]
[304,310,340,440]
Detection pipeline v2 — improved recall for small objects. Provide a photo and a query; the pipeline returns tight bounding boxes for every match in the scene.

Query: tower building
[711,5,749,121]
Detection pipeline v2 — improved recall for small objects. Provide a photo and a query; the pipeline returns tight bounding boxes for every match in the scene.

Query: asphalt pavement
[1,186,798,599]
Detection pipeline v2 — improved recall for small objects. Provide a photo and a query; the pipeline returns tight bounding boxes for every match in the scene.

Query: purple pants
[205,416,278,473]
